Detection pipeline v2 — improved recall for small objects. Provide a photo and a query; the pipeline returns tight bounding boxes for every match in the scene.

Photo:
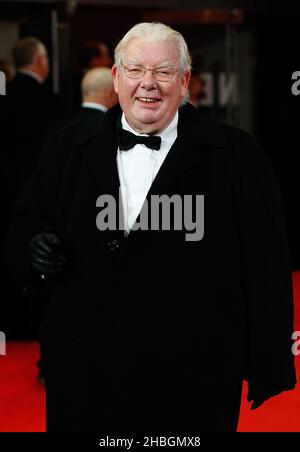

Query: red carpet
[238,270,300,432]
[0,272,300,432]
[0,341,45,432]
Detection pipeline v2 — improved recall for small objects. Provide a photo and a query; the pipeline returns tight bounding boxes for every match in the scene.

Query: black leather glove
[28,232,66,279]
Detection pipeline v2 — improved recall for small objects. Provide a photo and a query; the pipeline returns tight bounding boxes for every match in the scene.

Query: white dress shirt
[117,111,178,232]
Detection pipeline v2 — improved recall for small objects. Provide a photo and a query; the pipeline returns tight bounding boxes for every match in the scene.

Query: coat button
[108,239,119,251]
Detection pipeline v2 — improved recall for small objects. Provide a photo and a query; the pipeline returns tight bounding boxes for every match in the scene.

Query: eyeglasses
[121,63,178,82]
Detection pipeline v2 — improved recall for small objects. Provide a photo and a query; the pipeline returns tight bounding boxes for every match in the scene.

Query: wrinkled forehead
[123,38,178,67]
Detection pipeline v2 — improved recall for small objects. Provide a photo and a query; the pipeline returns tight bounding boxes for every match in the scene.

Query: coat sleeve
[230,128,296,406]
[5,129,67,294]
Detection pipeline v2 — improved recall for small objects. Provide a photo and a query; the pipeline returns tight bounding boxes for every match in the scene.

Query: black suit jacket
[5,103,296,432]
[2,72,63,201]
[75,106,106,120]
[50,106,105,136]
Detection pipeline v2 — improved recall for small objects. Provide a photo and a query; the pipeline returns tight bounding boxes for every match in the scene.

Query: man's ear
[111,65,119,94]
[181,70,191,97]
[109,87,118,107]
[35,54,43,68]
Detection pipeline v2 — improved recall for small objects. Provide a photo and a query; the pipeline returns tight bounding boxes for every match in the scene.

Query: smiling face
[112,38,190,134]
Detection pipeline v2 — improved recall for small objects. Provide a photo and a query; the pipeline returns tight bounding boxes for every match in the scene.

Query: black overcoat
[3,73,62,198]
[5,103,296,432]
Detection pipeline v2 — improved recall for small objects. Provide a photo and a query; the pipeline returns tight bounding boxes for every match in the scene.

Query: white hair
[81,67,113,97]
[114,22,192,75]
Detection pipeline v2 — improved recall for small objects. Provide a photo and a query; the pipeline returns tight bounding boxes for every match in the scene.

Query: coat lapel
[146,103,228,197]
[146,133,197,198]
[129,104,229,236]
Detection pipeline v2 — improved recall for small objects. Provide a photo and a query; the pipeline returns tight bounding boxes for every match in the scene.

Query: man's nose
[140,69,157,89]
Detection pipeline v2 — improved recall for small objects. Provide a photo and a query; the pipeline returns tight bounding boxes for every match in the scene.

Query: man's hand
[28,232,66,278]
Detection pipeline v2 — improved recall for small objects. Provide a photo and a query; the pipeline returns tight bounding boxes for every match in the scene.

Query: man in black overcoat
[1,37,63,339]
[5,22,296,432]
[4,36,62,202]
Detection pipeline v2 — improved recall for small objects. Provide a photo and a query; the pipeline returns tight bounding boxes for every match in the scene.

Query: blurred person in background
[79,67,118,118]
[4,36,61,199]
[0,60,15,83]
[52,67,118,133]
[1,36,62,343]
[80,41,112,72]
[188,70,203,108]
[73,40,112,108]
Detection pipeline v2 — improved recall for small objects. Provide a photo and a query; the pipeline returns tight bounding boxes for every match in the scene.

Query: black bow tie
[117,128,161,151]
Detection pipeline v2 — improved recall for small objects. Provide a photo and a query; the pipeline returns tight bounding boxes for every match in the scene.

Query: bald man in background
[78,67,118,119]
[52,67,117,135]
